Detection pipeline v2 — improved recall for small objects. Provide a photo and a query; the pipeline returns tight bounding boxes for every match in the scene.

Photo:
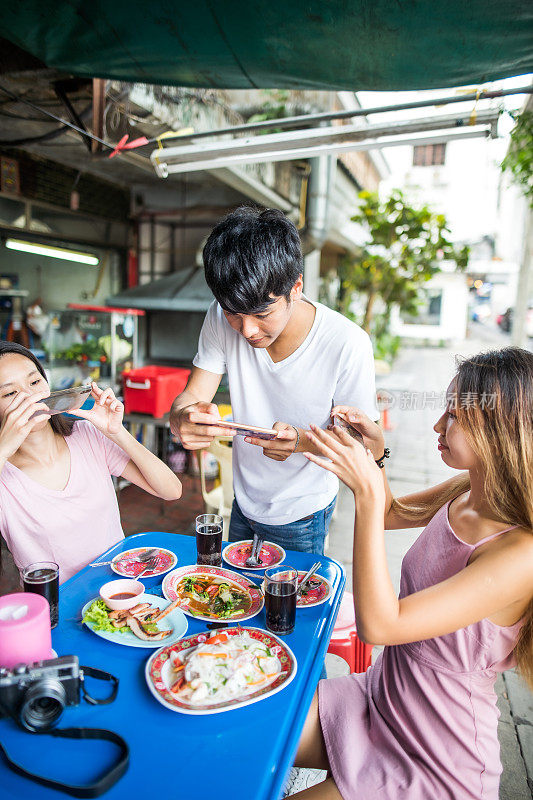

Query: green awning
[2,1,532,91]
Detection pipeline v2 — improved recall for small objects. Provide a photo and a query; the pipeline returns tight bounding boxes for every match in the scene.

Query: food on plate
[298,578,324,602]
[175,575,251,619]
[226,541,281,568]
[83,598,174,641]
[126,615,171,642]
[168,630,282,705]
[114,549,175,577]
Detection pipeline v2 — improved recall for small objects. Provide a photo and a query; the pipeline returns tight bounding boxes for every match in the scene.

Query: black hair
[202,206,304,314]
[0,341,75,436]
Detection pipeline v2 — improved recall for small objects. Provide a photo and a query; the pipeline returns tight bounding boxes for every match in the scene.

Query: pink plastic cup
[0,592,53,669]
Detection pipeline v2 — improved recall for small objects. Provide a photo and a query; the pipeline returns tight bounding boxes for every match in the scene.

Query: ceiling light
[4,239,99,265]
[153,129,491,176]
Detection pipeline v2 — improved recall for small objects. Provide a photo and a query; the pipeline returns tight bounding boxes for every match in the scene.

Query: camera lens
[19,678,66,732]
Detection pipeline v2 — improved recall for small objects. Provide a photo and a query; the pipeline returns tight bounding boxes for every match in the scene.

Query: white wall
[358,81,528,264]
[356,80,531,329]
[380,136,504,244]
[390,272,469,343]
[0,244,120,310]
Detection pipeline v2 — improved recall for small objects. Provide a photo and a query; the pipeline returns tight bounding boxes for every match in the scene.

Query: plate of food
[81,595,188,648]
[162,565,264,622]
[145,627,297,714]
[222,540,285,570]
[258,570,332,607]
[295,571,332,607]
[110,547,177,578]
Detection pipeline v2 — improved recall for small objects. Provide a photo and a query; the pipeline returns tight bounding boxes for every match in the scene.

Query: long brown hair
[0,341,75,436]
[393,347,533,686]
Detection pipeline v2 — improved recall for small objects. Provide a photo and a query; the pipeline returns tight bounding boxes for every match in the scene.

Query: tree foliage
[337,190,469,335]
[501,111,533,206]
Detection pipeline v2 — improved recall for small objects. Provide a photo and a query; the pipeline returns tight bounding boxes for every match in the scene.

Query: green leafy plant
[501,111,533,205]
[331,190,469,361]
[54,340,106,363]
[247,90,290,134]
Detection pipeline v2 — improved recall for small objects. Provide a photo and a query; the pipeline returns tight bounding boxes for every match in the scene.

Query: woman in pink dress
[0,342,182,583]
[292,347,533,800]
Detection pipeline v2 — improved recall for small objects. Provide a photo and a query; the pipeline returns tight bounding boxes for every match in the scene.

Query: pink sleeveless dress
[318,502,523,800]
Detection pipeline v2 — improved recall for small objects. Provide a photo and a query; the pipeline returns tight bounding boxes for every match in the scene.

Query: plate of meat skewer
[81,595,188,648]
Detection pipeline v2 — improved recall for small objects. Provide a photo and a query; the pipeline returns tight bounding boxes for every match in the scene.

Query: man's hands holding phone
[170,402,237,449]
[171,402,295,461]
[244,421,297,462]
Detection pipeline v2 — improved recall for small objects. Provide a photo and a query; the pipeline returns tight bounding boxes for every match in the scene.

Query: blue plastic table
[0,532,345,800]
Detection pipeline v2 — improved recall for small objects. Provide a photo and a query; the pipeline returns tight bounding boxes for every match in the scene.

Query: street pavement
[322,329,533,799]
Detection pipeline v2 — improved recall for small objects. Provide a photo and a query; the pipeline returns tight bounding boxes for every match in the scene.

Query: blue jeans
[228,496,337,556]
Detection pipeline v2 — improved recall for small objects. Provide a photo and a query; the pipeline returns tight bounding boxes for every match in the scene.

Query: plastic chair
[327,590,373,673]
[197,439,234,541]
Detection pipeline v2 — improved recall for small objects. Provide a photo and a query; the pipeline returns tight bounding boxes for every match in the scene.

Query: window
[400,289,443,326]
[412,143,446,167]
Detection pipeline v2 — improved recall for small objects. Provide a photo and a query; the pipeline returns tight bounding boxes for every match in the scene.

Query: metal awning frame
[150,86,533,143]
[151,110,500,177]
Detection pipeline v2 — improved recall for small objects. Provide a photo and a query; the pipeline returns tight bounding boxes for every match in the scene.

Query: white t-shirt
[193,300,378,525]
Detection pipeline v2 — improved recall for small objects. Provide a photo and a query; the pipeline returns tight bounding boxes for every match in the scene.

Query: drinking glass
[22,561,59,628]
[195,514,223,567]
[264,566,298,636]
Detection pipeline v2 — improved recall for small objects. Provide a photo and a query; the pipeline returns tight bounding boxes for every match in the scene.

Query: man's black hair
[202,206,303,314]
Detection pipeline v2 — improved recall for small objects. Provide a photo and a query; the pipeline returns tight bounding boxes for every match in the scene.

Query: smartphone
[332,414,364,444]
[194,419,278,440]
[39,385,92,416]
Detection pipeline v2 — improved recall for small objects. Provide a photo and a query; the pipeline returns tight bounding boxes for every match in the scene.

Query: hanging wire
[0,82,531,159]
[0,84,115,151]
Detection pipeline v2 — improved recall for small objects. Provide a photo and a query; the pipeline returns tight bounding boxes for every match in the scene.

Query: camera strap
[0,726,129,798]
[0,665,129,797]
[79,665,119,706]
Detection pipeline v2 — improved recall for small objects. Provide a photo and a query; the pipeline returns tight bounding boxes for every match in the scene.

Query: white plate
[145,626,297,714]
[81,594,188,649]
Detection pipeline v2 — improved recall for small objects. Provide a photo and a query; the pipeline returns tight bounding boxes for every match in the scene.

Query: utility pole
[511,204,533,347]
[511,92,533,349]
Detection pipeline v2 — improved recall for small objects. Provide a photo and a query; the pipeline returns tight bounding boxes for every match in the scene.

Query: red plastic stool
[327,590,373,673]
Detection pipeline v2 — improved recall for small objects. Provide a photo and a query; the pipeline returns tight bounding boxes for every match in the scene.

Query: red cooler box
[122,366,190,418]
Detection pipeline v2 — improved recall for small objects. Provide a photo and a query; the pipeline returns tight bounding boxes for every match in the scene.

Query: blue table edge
[61,532,347,800]
[271,559,346,798]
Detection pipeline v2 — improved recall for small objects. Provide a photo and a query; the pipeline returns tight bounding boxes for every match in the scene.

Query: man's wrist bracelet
[290,425,300,454]
[375,448,390,468]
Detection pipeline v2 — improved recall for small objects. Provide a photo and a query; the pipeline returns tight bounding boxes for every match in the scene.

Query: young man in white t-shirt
[170,207,379,554]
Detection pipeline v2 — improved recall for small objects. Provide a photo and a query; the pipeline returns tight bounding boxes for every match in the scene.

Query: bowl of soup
[99,579,144,611]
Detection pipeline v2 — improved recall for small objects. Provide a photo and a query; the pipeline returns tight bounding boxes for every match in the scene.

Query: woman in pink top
[0,342,182,583]
[291,347,533,800]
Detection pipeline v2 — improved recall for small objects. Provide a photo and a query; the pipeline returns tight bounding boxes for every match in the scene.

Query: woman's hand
[0,390,51,460]
[304,424,386,503]
[330,406,384,459]
[70,382,124,436]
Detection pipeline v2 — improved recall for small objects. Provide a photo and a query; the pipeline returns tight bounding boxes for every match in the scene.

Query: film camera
[0,655,83,732]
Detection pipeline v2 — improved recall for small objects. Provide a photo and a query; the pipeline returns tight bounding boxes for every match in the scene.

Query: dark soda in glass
[265,580,296,635]
[196,522,223,567]
[22,562,59,628]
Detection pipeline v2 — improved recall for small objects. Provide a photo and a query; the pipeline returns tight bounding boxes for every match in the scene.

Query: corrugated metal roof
[107,267,214,312]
